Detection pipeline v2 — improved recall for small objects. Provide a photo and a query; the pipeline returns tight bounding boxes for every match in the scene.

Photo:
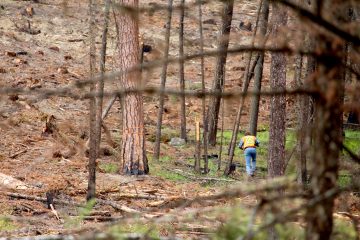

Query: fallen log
[0,174,32,190]
[0,192,142,214]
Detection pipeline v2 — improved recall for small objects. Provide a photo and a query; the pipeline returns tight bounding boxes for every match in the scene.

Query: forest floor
[0,0,359,239]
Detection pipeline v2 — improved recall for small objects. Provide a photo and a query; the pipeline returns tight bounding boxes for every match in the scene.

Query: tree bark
[97,0,111,130]
[305,39,344,240]
[114,0,148,174]
[206,0,234,146]
[197,0,208,173]
[295,0,317,186]
[268,3,288,178]
[297,41,316,186]
[87,0,111,200]
[179,0,187,142]
[294,54,306,184]
[87,0,97,201]
[153,0,173,161]
[248,0,270,135]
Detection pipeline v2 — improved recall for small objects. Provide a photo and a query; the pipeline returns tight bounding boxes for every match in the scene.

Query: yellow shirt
[240,135,257,149]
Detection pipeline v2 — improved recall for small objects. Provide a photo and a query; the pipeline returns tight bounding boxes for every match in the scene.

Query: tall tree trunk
[87,0,111,201]
[198,0,208,173]
[114,0,148,174]
[305,39,344,240]
[294,54,306,184]
[268,3,288,178]
[97,0,111,138]
[295,0,317,186]
[179,0,187,142]
[218,98,225,170]
[248,0,270,135]
[153,0,173,161]
[87,0,97,201]
[206,0,234,146]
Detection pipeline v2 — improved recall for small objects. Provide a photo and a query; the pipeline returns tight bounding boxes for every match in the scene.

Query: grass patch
[213,207,252,240]
[149,160,188,182]
[338,170,352,188]
[64,199,95,228]
[0,217,15,232]
[108,223,160,239]
[99,162,119,174]
[343,130,360,156]
[332,218,358,240]
[147,127,178,143]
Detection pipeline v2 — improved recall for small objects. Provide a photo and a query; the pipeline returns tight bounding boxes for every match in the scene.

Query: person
[239,131,259,177]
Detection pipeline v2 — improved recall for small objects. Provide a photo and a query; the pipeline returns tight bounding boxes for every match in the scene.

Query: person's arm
[239,139,244,149]
[255,138,260,147]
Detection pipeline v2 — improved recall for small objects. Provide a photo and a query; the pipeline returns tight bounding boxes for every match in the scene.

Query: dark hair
[245,131,251,135]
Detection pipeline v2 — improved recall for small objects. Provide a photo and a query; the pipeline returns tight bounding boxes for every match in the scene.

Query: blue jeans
[244,148,256,175]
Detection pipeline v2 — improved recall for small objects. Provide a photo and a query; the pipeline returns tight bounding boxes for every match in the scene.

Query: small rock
[142,44,152,53]
[203,19,216,25]
[33,182,43,188]
[9,94,19,101]
[169,137,186,146]
[16,51,28,55]
[37,50,44,55]
[0,68,6,73]
[57,67,68,74]
[64,55,72,60]
[21,6,35,17]
[185,101,193,107]
[239,21,252,31]
[52,150,62,158]
[231,66,245,71]
[13,58,28,65]
[49,46,60,52]
[6,51,17,57]
[100,147,112,156]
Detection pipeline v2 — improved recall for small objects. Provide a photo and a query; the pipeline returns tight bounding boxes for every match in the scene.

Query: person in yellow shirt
[239,131,260,177]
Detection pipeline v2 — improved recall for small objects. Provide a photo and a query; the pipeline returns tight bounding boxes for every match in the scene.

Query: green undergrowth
[0,217,16,232]
[108,223,160,239]
[64,199,96,229]
[332,218,358,240]
[343,130,360,156]
[148,129,360,186]
[99,162,119,174]
[337,170,352,188]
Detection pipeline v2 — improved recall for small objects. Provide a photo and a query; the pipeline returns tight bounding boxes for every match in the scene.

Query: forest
[0,0,359,239]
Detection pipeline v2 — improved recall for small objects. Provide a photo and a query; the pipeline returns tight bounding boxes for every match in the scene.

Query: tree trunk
[248,0,270,135]
[87,0,111,200]
[296,41,316,186]
[97,0,111,141]
[153,0,173,161]
[295,0,317,186]
[305,39,344,240]
[179,0,187,142]
[87,0,97,201]
[114,0,148,174]
[206,0,234,146]
[197,0,208,173]
[294,54,306,185]
[268,3,288,178]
